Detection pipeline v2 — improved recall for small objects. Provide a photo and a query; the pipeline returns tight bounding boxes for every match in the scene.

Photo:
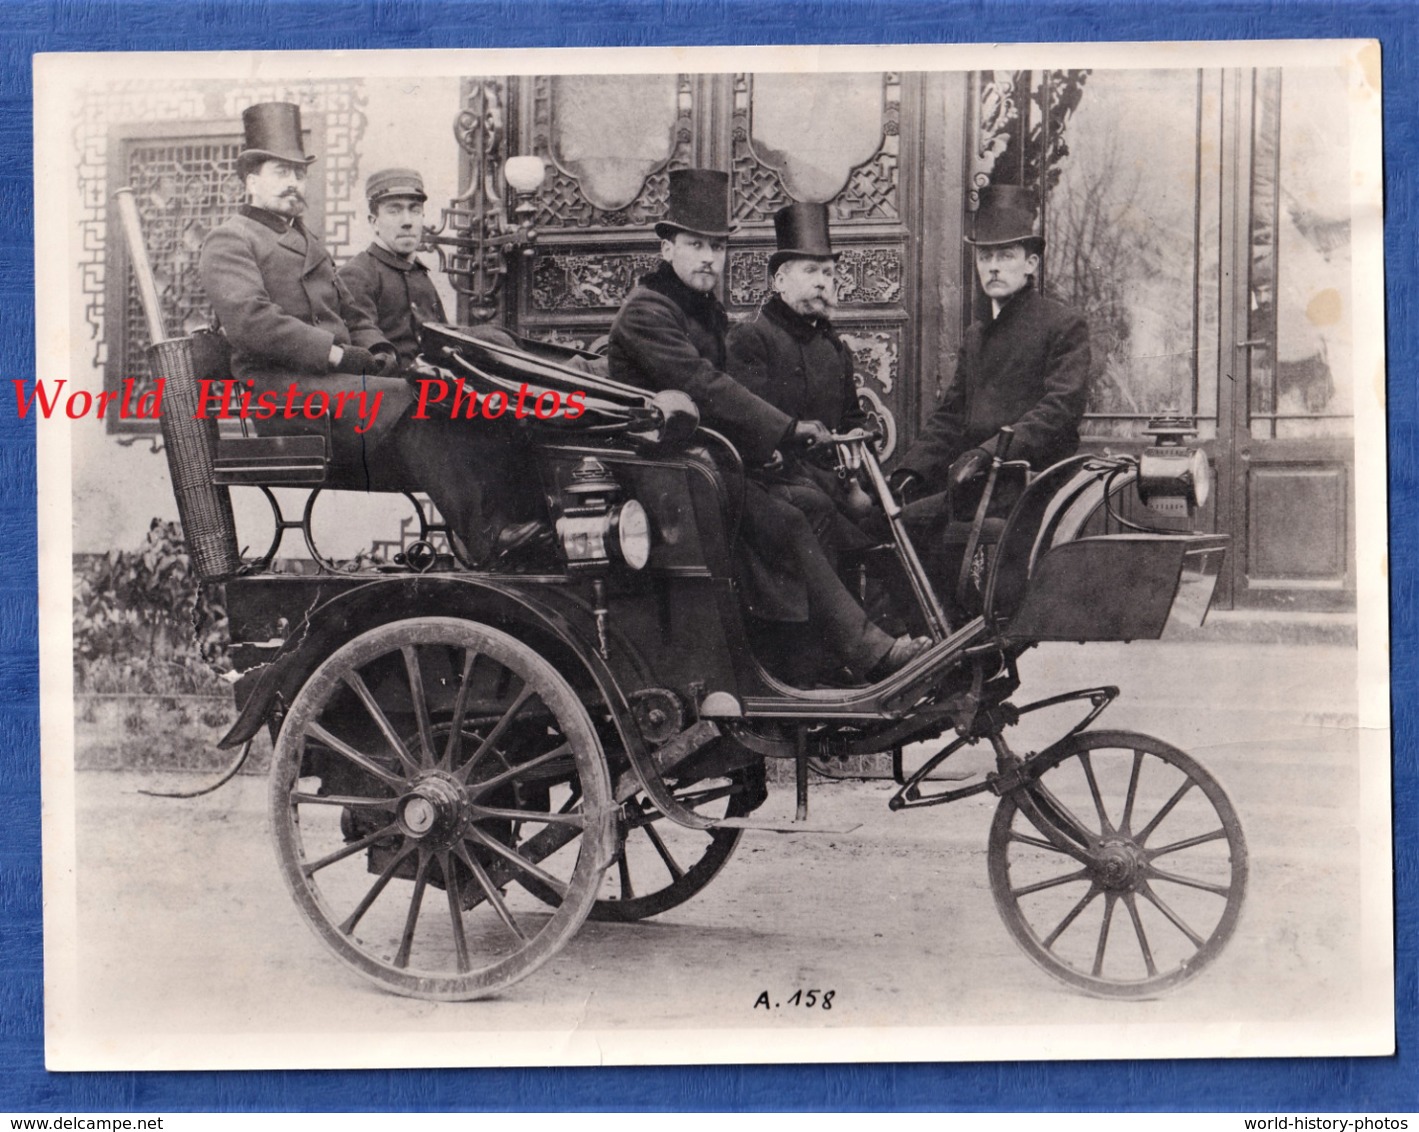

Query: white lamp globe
[504,155,546,193]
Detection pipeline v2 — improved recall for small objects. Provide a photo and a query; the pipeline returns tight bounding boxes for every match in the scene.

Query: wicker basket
[147,337,241,581]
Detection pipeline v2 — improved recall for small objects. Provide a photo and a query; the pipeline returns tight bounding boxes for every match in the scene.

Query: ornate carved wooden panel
[530,251,663,312]
[728,246,905,309]
[730,72,901,223]
[526,74,693,230]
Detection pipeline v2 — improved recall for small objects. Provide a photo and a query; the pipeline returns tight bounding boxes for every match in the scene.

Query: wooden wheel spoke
[1007,829,1077,855]
[467,803,584,828]
[1139,882,1206,948]
[640,822,686,881]
[291,793,397,809]
[463,827,568,896]
[1146,862,1232,898]
[342,670,421,778]
[1134,778,1197,845]
[1147,828,1228,859]
[1011,866,1090,898]
[1041,886,1100,949]
[435,852,472,971]
[393,851,432,969]
[306,722,405,789]
[1029,782,1099,846]
[1015,805,1095,866]
[1122,892,1157,976]
[1079,752,1114,834]
[668,784,737,810]
[1120,750,1144,834]
[338,839,415,934]
[464,744,572,799]
[453,686,534,785]
[302,821,401,876]
[454,843,526,942]
[1092,894,1117,977]
[401,646,437,770]
[441,649,478,771]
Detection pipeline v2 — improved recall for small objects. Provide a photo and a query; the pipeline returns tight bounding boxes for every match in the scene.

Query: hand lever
[955,427,1015,612]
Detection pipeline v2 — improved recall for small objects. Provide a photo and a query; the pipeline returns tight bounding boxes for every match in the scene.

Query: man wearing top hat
[338,168,449,372]
[726,201,877,564]
[200,103,514,562]
[608,169,928,684]
[888,184,1091,509]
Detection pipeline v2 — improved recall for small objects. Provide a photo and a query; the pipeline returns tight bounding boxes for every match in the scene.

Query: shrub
[74,518,231,695]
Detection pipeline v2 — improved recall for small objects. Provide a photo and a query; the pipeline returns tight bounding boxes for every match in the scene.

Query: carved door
[488,71,962,465]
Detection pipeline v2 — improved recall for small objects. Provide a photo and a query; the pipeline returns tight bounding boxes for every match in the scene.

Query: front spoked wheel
[269,617,615,1001]
[987,730,1247,998]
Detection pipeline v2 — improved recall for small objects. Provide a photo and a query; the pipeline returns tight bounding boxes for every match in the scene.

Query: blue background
[1,0,1411,1113]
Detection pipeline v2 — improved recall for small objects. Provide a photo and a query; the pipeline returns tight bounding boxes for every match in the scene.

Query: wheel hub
[1092,837,1145,892]
[396,775,468,844]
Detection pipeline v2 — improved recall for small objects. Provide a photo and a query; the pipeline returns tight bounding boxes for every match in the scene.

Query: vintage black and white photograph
[35,40,1390,1069]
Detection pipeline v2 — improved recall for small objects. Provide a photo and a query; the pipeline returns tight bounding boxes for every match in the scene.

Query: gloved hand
[788,419,834,452]
[948,448,992,490]
[334,345,381,375]
[887,468,925,505]
[370,346,401,376]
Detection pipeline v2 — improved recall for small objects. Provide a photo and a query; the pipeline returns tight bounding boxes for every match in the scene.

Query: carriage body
[210,325,1243,1003]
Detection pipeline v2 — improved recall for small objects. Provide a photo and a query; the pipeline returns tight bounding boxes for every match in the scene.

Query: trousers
[739,480,892,678]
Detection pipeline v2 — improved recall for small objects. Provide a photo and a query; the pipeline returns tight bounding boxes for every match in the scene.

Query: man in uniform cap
[608,169,928,684]
[200,103,514,561]
[889,184,1090,508]
[727,201,877,568]
[338,168,449,372]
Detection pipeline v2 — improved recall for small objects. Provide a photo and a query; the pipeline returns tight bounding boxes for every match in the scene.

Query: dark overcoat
[337,243,448,370]
[726,294,865,432]
[608,264,792,466]
[898,282,1090,484]
[726,295,873,555]
[198,206,411,475]
[609,265,813,621]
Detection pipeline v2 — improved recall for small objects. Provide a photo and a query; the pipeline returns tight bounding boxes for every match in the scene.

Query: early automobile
[171,321,1246,1003]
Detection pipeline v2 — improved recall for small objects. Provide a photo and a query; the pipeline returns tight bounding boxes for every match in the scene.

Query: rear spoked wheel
[591,766,760,921]
[270,617,614,1001]
[987,729,1246,998]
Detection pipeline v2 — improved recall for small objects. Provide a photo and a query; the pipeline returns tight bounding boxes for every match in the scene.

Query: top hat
[236,103,317,179]
[654,169,736,240]
[767,202,841,275]
[965,184,1044,250]
[365,167,428,207]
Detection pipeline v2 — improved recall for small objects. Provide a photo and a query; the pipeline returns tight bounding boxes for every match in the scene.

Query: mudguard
[216,574,654,775]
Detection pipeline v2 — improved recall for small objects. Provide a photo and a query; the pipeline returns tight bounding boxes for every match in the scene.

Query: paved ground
[51,639,1390,1068]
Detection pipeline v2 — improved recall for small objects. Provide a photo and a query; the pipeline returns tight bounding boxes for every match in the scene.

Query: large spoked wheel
[988,730,1247,998]
[591,766,760,922]
[269,617,615,1001]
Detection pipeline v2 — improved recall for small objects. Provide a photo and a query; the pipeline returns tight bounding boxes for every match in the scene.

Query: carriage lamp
[422,84,547,321]
[555,456,653,573]
[1137,414,1213,516]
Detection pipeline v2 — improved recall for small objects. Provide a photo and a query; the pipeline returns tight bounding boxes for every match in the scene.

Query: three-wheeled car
[164,320,1244,1004]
